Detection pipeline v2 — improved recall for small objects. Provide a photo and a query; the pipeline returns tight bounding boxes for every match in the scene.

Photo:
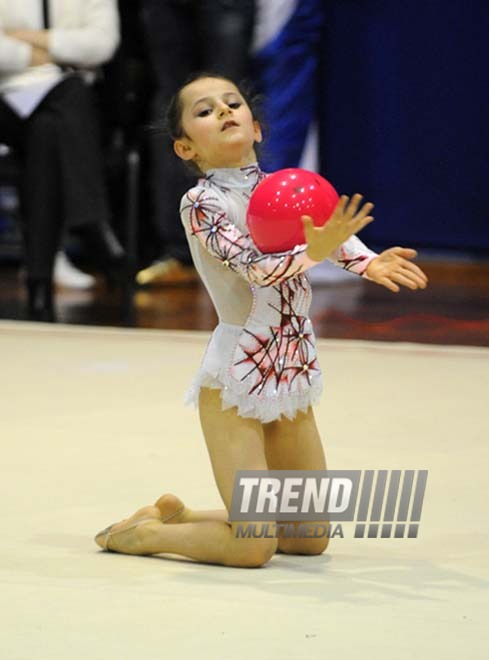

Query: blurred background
[0,0,487,346]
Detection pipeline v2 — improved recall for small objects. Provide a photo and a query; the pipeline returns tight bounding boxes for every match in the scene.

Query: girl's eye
[197,108,212,117]
[228,102,241,109]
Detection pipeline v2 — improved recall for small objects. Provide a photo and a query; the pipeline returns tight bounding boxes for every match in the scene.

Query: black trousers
[141,0,255,264]
[0,74,110,280]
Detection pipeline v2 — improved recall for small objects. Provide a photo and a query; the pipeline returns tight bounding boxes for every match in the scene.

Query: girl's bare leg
[94,388,278,567]
[263,406,330,555]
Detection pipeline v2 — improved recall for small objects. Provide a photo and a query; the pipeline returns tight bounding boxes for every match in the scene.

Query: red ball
[246,168,339,253]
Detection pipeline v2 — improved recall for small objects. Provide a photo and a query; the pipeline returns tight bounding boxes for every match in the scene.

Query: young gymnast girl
[95,73,428,567]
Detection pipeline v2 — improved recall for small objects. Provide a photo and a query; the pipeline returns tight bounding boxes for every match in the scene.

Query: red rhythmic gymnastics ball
[246,168,339,253]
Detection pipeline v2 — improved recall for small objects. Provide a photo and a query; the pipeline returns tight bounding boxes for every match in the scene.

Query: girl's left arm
[364,247,428,292]
[328,237,428,291]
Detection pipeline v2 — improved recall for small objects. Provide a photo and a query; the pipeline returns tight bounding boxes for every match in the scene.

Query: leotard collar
[201,163,263,189]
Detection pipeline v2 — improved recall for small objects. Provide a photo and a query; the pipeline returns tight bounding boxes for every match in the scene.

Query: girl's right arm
[180,186,322,287]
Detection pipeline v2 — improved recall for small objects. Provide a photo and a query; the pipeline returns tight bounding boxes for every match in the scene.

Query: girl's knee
[278,534,330,556]
[230,533,278,568]
[242,539,278,567]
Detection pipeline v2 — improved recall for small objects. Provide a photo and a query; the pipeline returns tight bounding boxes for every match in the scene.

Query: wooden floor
[1,258,488,346]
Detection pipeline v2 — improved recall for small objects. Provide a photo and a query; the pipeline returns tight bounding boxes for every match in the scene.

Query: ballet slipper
[95,505,185,552]
[95,517,160,552]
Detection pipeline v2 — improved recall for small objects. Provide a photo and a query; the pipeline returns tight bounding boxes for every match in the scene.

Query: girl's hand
[301,194,374,262]
[365,247,428,292]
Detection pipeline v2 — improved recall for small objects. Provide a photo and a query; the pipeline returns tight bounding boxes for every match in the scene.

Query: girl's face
[174,77,262,171]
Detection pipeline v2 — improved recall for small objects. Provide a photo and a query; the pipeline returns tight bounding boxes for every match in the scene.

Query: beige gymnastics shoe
[95,504,185,553]
[94,517,162,554]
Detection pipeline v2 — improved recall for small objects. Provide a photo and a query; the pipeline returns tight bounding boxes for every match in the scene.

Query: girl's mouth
[222,121,239,131]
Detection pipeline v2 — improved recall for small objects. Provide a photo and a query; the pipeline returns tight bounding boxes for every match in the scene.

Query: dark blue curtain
[252,0,324,171]
[319,1,489,254]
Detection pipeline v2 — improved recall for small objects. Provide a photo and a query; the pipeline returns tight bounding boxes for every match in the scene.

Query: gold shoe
[136,257,198,286]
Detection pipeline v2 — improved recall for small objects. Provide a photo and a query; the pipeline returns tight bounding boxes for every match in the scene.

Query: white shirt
[0,0,120,95]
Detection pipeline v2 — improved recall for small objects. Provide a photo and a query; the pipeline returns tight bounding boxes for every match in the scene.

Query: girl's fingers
[391,271,420,290]
[351,215,374,232]
[391,247,418,259]
[382,265,427,290]
[356,202,374,219]
[379,276,400,293]
[334,194,375,221]
[402,271,427,289]
[332,195,350,218]
[345,193,363,217]
[328,196,348,224]
[400,262,428,285]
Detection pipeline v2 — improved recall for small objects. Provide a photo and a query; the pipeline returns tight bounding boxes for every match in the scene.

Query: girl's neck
[203,160,258,173]
[201,162,262,188]
[200,149,259,174]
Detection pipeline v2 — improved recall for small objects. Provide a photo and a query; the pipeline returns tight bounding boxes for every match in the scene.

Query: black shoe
[77,221,128,287]
[27,279,56,323]
[77,220,126,263]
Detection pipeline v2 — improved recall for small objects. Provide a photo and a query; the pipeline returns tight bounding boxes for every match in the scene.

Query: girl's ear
[174,138,197,161]
[253,120,263,144]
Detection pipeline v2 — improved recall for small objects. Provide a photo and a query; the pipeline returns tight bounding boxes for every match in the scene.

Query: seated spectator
[0,0,125,321]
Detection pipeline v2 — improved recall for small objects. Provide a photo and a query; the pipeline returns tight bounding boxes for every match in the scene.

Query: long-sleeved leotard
[181,184,320,287]
[180,163,378,422]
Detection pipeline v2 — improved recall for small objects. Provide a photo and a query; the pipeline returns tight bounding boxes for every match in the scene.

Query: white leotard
[180,163,377,422]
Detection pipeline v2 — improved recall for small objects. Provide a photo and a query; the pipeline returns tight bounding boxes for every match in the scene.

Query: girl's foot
[94,495,186,554]
[154,493,189,524]
[94,505,163,554]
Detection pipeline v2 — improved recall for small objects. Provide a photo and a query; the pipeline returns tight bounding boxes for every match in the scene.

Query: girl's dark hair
[162,71,266,142]
[146,72,267,175]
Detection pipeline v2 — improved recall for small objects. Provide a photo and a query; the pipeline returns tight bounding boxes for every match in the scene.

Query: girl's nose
[217,104,231,117]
